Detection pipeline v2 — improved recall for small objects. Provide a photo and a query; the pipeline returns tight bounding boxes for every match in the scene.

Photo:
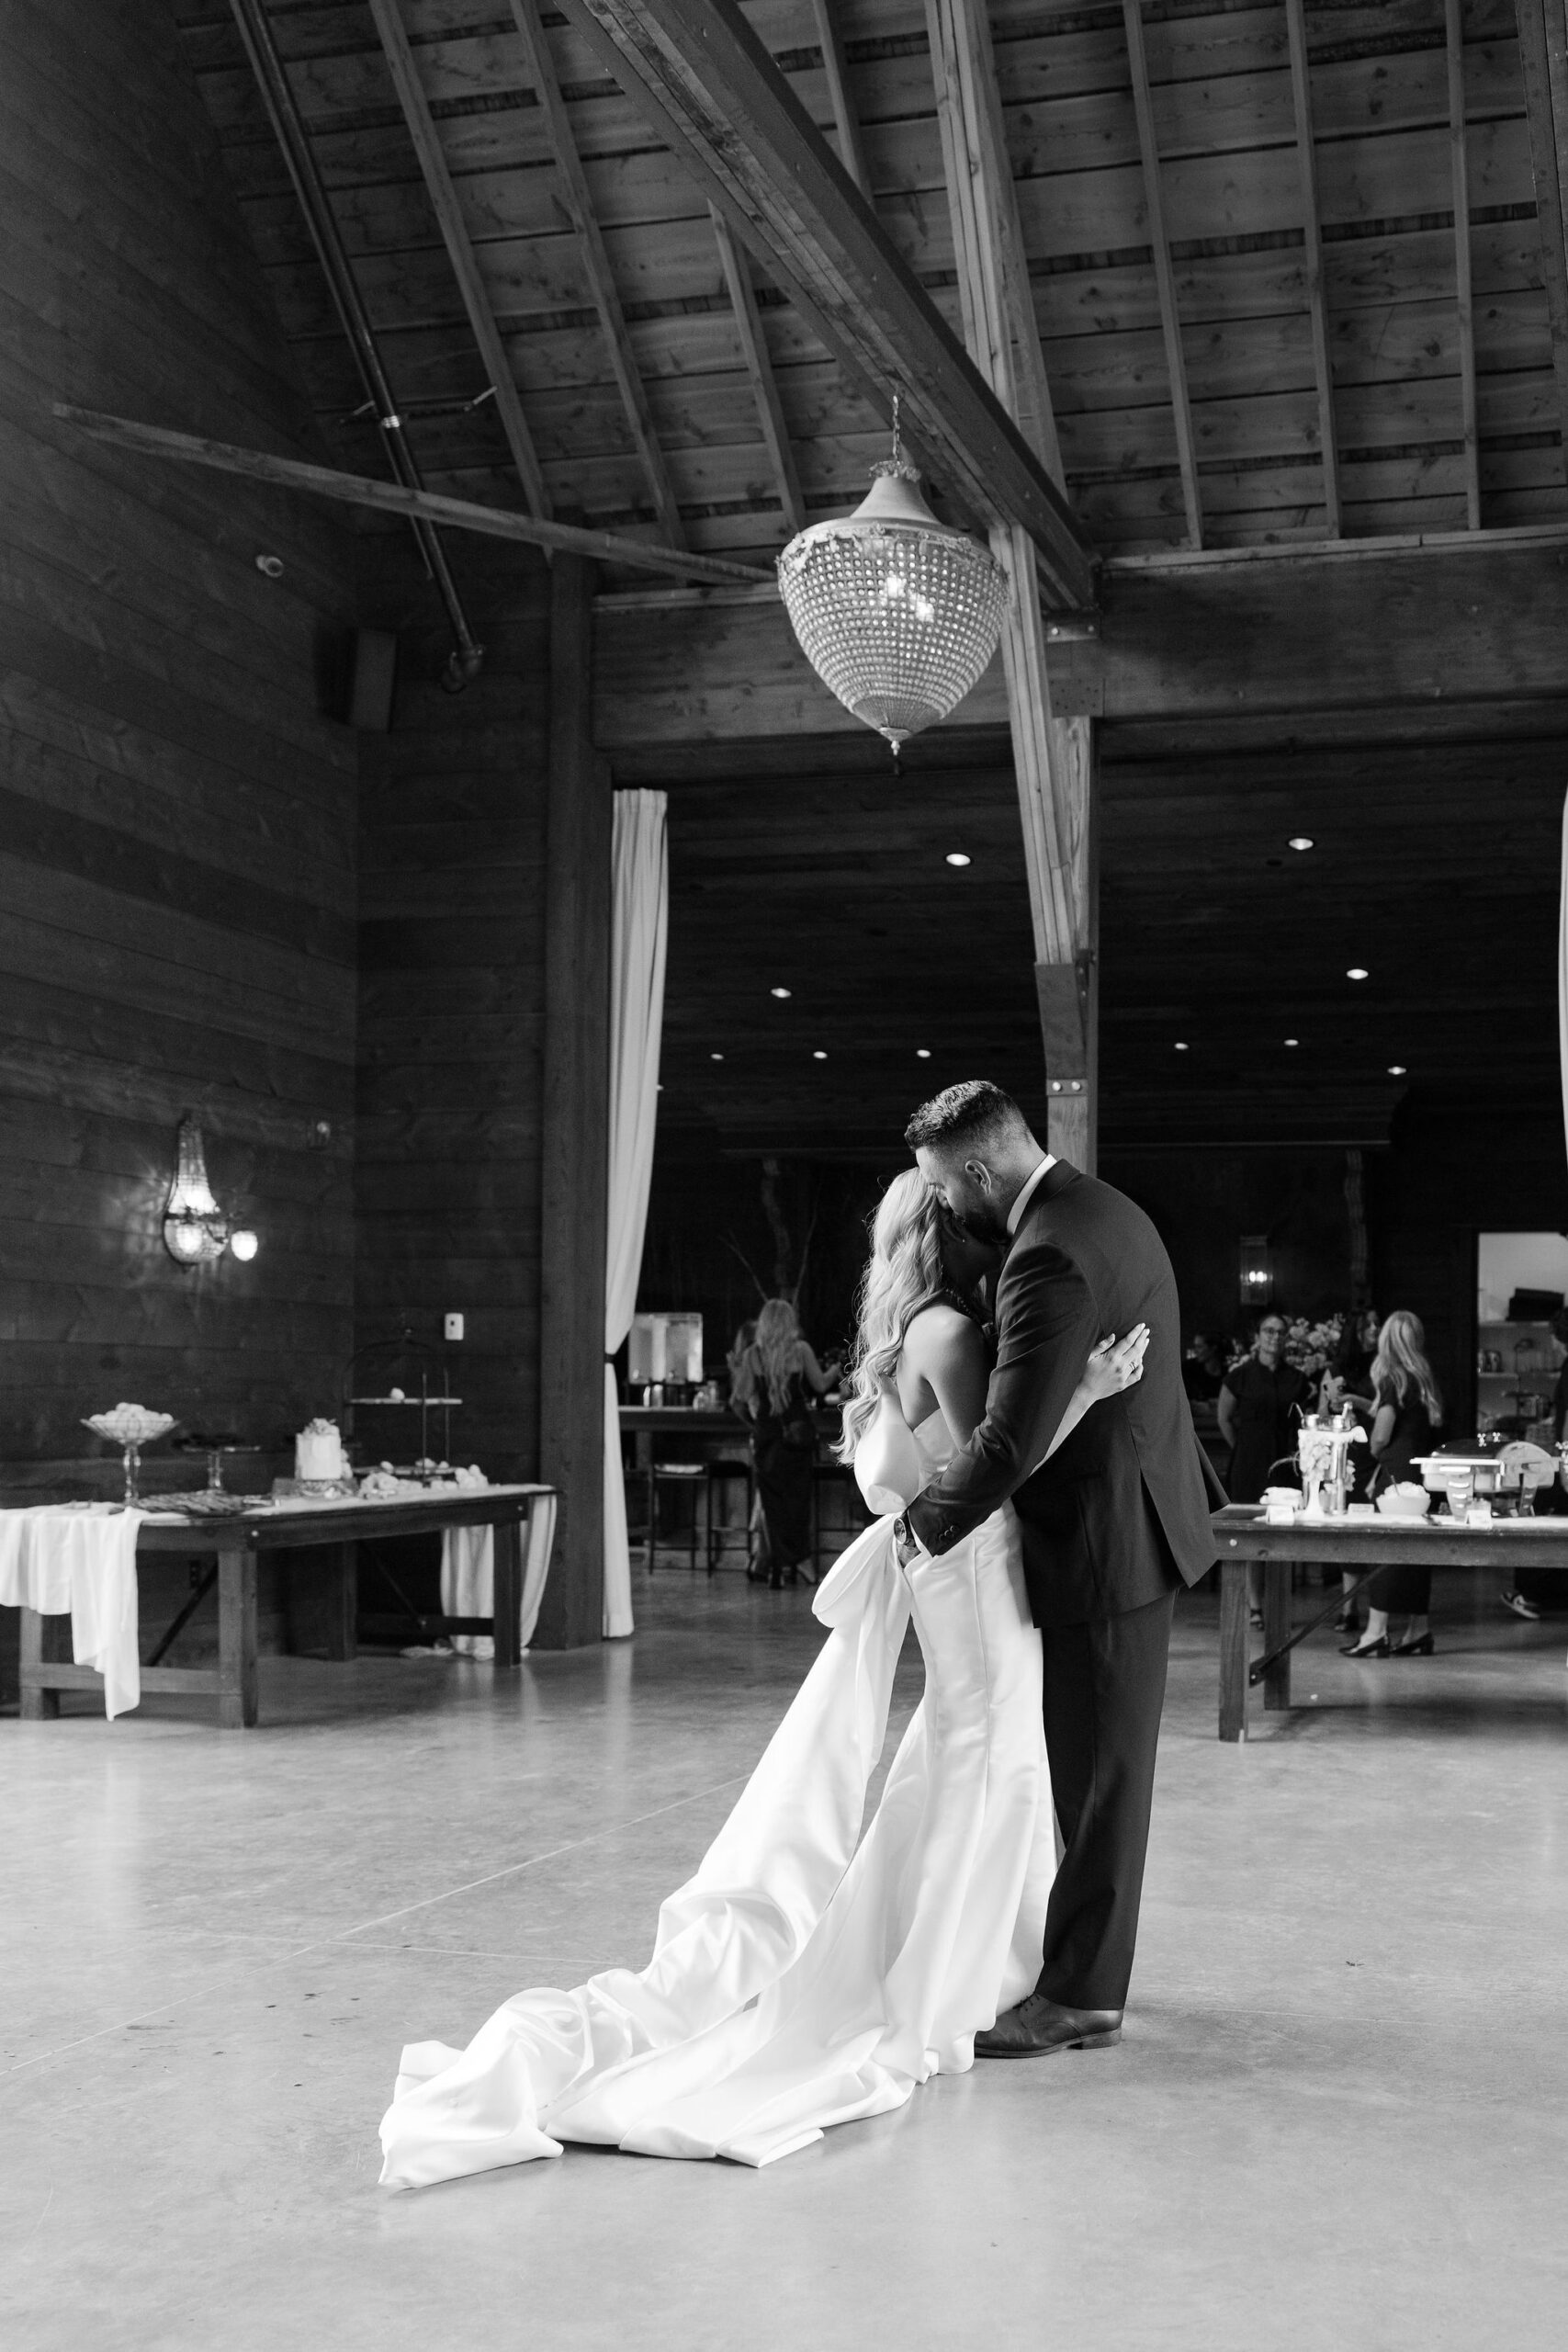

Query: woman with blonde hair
[380,1165,1148,2186]
[738,1295,840,1588]
[1342,1309,1445,1660]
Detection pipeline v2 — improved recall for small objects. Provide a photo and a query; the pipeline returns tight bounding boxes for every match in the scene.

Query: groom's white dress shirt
[1006,1153,1056,1238]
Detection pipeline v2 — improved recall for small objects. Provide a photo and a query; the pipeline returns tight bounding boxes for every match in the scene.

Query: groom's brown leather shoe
[974,1993,1123,2059]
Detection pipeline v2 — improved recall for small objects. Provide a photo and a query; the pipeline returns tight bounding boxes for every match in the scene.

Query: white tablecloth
[0,1506,144,1717]
[441,1494,558,1657]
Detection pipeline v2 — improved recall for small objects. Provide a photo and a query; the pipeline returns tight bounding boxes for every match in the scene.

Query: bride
[379,1171,1147,2185]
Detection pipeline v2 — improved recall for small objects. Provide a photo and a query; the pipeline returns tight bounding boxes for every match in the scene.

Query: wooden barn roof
[172,0,1568,575]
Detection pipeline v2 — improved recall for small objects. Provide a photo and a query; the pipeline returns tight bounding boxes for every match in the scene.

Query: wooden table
[17,1485,552,1730]
[1213,1504,1568,1741]
[618,1408,750,1569]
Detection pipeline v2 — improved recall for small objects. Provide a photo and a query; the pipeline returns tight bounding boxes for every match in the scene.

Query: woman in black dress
[738,1299,840,1589]
[1341,1311,1444,1660]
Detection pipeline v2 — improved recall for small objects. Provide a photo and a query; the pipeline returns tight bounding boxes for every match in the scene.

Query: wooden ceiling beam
[554,0,1096,610]
[506,0,688,547]
[365,0,550,518]
[1446,0,1482,530]
[807,0,873,196]
[1514,0,1568,483]
[1283,0,1342,539]
[54,406,770,586]
[1122,0,1201,549]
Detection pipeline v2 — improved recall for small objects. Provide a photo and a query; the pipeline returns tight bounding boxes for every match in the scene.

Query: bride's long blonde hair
[836,1170,944,1460]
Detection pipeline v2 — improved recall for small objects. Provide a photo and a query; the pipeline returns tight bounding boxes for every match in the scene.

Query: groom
[894,1080,1223,2056]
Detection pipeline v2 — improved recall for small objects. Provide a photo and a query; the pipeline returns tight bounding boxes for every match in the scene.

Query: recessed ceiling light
[770,986,791,999]
[1174,1041,1190,1052]
[1388,1063,1407,1076]
[812,1049,828,1061]
[1284,1037,1299,1047]
[1288,836,1314,852]
[945,852,972,867]
[916,1048,931,1060]
[709,1051,724,1061]
[1347,967,1369,981]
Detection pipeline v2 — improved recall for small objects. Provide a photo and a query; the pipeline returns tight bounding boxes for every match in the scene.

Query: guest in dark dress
[737,1299,840,1589]
[1342,1311,1444,1660]
[1320,1308,1381,1632]
[1219,1314,1313,1623]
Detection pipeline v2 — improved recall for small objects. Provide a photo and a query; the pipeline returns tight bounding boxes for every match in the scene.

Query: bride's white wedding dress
[378,1405,1054,2186]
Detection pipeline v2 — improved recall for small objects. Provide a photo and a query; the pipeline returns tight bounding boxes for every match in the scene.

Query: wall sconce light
[1238,1235,1273,1308]
[163,1115,258,1265]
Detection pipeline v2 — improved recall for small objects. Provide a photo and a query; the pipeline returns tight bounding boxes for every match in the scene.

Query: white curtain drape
[1560,788,1568,1174]
[603,790,670,1638]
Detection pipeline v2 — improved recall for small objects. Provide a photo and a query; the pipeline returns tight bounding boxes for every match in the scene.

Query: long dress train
[378,1410,1054,2185]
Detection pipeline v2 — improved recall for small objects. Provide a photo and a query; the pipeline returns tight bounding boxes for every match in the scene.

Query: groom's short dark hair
[905,1080,1026,1153]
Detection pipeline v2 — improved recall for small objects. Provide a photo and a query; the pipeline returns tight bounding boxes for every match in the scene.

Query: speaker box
[348,628,399,730]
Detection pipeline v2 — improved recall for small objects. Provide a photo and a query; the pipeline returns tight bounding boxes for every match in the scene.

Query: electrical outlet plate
[444,1313,464,1342]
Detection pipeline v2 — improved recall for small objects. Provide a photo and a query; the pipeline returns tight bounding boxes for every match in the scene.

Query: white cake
[296,1418,347,1485]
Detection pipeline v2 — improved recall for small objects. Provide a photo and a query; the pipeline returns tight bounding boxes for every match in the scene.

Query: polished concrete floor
[4,1566,1567,2351]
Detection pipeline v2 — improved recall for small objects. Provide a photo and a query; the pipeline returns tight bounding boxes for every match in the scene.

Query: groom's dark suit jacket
[907,1159,1224,1628]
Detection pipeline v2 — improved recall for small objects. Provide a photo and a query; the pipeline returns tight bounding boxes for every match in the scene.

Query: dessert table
[1212,1504,1568,1740]
[17,1484,553,1730]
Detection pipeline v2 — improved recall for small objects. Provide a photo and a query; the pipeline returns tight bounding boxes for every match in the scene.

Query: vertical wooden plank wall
[0,0,360,1486]
[355,538,551,1483]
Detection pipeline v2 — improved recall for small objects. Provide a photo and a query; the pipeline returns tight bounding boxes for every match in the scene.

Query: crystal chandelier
[777,403,1010,755]
[162,1114,255,1265]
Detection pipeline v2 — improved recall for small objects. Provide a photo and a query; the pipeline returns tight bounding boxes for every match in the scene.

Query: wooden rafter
[1517,0,1568,478]
[1283,0,1342,537]
[709,205,805,534]
[807,0,873,194]
[506,0,687,546]
[1121,0,1201,548]
[365,0,550,517]
[555,0,1095,608]
[1446,0,1482,529]
[54,407,769,585]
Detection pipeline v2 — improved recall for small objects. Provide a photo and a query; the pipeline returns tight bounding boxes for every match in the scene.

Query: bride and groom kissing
[379,1081,1224,2186]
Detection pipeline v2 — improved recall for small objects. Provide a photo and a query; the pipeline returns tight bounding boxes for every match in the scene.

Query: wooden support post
[925,0,1098,1167]
[709,205,806,533]
[507,0,687,546]
[1284,0,1341,537]
[1517,0,1568,480]
[535,554,612,1647]
[1122,0,1201,547]
[1445,0,1482,529]
[367,0,550,517]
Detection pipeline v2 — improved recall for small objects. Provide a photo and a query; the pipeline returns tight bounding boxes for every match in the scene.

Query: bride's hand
[1083,1324,1149,1400]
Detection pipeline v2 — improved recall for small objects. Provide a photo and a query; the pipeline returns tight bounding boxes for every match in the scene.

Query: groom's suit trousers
[1036,1586,1175,2012]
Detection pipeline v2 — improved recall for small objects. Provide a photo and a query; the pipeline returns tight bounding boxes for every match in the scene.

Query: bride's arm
[1040,1326,1149,1461]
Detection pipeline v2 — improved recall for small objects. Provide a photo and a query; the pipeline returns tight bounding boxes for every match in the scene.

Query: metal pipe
[226,0,484,686]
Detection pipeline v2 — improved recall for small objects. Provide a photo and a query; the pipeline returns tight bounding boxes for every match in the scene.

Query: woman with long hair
[737,1296,840,1588]
[1342,1309,1445,1660]
[379,1170,1147,2185]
